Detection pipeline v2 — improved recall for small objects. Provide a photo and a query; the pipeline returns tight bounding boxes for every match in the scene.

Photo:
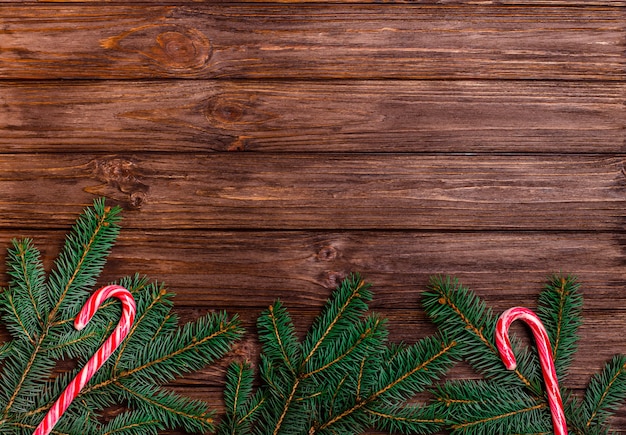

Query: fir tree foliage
[0,199,243,435]
[423,274,626,435]
[218,274,461,435]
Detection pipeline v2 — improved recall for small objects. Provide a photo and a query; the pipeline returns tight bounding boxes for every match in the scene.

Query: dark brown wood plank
[0,153,624,231]
[2,229,625,312]
[0,5,623,79]
[2,80,624,153]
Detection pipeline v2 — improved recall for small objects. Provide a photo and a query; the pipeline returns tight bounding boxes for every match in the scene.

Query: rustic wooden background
[1,0,626,433]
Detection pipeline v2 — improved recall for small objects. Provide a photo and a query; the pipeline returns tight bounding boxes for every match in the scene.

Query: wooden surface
[2,1,626,433]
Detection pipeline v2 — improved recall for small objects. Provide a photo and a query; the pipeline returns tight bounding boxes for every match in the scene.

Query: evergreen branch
[2,202,122,419]
[0,342,11,362]
[537,274,582,381]
[0,200,241,435]
[273,381,300,435]
[316,339,458,432]
[11,421,72,435]
[218,362,265,435]
[423,275,626,434]
[116,381,215,433]
[259,356,287,401]
[230,363,247,416]
[99,412,161,435]
[217,275,462,435]
[2,292,35,344]
[355,355,367,400]
[43,331,99,353]
[366,408,443,424]
[301,274,371,371]
[7,239,47,333]
[47,200,122,322]
[112,279,174,373]
[83,313,242,395]
[2,338,45,417]
[423,276,539,393]
[582,355,626,431]
[239,396,265,426]
[303,315,385,380]
[258,301,300,376]
[449,403,547,434]
[366,405,446,435]
[124,313,242,381]
[433,379,552,434]
[256,275,380,435]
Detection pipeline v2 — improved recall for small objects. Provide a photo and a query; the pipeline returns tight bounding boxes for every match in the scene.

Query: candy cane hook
[33,285,136,435]
[495,307,567,435]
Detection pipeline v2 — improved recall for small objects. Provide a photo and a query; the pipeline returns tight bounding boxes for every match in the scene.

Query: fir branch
[257,301,300,376]
[426,274,626,435]
[423,275,541,393]
[314,337,459,434]
[434,380,551,435]
[47,199,122,323]
[0,199,242,435]
[217,362,264,435]
[219,274,459,435]
[1,201,123,421]
[365,404,445,435]
[116,380,215,433]
[537,274,582,381]
[82,310,243,393]
[4,239,47,337]
[98,411,161,435]
[300,274,372,373]
[581,355,626,432]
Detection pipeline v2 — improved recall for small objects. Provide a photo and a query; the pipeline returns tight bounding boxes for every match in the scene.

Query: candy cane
[495,307,567,435]
[33,285,136,435]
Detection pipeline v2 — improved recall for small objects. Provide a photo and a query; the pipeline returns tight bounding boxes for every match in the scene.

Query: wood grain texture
[1,228,624,309]
[0,154,624,231]
[0,5,623,79]
[2,80,624,153]
[3,0,623,4]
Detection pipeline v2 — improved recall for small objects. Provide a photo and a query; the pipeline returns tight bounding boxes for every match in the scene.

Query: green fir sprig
[217,274,462,435]
[423,275,626,435]
[0,199,243,435]
[3,199,626,435]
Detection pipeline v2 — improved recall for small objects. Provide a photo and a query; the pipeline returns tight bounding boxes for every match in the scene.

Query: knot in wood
[91,157,149,209]
[155,30,209,70]
[316,245,338,261]
[324,271,347,289]
[102,25,212,73]
[204,94,256,129]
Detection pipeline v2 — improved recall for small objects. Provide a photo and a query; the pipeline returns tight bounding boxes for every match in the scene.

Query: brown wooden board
[0,5,623,80]
[0,153,624,231]
[1,229,619,311]
[2,80,624,153]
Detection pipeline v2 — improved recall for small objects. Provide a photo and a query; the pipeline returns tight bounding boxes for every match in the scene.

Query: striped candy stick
[495,307,567,435]
[33,285,136,435]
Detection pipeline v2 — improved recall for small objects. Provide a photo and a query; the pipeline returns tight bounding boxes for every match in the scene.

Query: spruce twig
[423,274,626,435]
[218,274,461,435]
[0,199,243,435]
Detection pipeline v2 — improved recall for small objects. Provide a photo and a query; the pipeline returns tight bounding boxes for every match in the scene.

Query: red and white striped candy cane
[33,285,136,435]
[495,307,567,435]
